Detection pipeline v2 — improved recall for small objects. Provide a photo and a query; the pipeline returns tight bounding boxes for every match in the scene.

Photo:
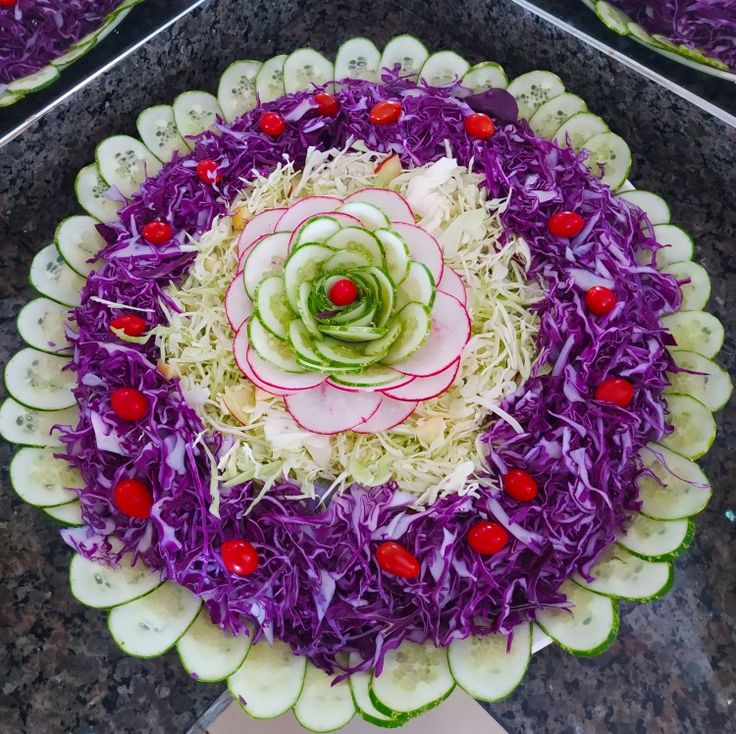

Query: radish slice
[437,267,467,305]
[390,222,444,283]
[352,396,418,433]
[232,325,296,395]
[225,278,254,331]
[236,208,286,256]
[345,188,414,223]
[275,196,343,232]
[382,359,460,401]
[242,232,290,299]
[285,383,382,434]
[395,292,471,377]
[288,212,361,252]
[246,345,326,391]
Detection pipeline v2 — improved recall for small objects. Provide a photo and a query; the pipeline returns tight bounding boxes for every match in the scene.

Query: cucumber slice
[256,54,287,103]
[661,261,710,310]
[448,624,531,702]
[574,544,673,601]
[75,164,122,223]
[242,232,290,299]
[283,48,334,93]
[529,93,588,140]
[375,228,410,284]
[96,135,162,199]
[176,608,250,682]
[108,582,201,658]
[43,500,83,526]
[380,35,429,80]
[653,224,694,266]
[582,132,631,190]
[218,60,262,122]
[507,70,565,121]
[17,298,72,355]
[314,336,381,368]
[396,262,435,309]
[661,394,716,459]
[293,664,355,732]
[666,350,733,412]
[615,189,671,225]
[9,447,81,506]
[228,640,307,719]
[5,349,75,411]
[248,316,304,372]
[69,553,162,609]
[419,51,470,86]
[638,443,712,520]
[462,61,509,91]
[595,0,631,35]
[330,365,407,389]
[255,275,292,340]
[552,112,609,150]
[616,514,693,561]
[283,243,335,312]
[660,310,724,359]
[383,302,431,363]
[326,226,384,264]
[0,399,77,448]
[29,245,85,307]
[628,21,657,45]
[55,215,105,277]
[136,104,189,162]
[335,37,381,81]
[173,91,222,141]
[293,215,348,249]
[536,580,618,656]
[7,65,59,94]
[349,654,406,727]
[370,641,454,718]
[51,35,96,70]
[0,91,21,108]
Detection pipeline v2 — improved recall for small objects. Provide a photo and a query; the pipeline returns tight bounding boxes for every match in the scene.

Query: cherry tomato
[467,521,509,555]
[142,220,172,245]
[111,387,148,421]
[369,100,402,126]
[585,286,617,316]
[0,0,17,6]
[110,314,147,337]
[328,278,358,306]
[464,113,496,139]
[595,377,634,407]
[503,468,538,502]
[259,111,286,137]
[314,92,339,116]
[196,159,221,184]
[113,479,153,519]
[376,541,420,579]
[221,539,259,576]
[548,211,585,238]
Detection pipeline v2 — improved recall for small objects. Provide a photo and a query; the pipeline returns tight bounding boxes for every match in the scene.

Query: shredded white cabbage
[154,145,542,506]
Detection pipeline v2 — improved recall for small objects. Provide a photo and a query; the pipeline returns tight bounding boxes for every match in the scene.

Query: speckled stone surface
[0,1,734,733]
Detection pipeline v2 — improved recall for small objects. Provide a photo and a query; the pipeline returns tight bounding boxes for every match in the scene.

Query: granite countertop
[0,1,734,732]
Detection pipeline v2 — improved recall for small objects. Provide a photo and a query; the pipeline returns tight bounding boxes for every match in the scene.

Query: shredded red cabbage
[57,73,681,675]
[0,0,124,86]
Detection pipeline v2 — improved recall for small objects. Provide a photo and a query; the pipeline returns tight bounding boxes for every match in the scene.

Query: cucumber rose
[227,188,471,434]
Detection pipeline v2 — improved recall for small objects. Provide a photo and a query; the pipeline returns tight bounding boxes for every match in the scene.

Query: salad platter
[2,31,731,731]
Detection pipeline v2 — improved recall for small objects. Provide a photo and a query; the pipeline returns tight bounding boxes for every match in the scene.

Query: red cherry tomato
[111,387,148,421]
[585,286,617,316]
[595,377,634,407]
[376,541,420,579]
[196,159,221,184]
[0,0,17,7]
[314,92,339,116]
[221,539,259,576]
[328,278,359,306]
[464,113,496,139]
[142,220,172,245]
[259,111,286,137]
[467,521,509,555]
[110,314,147,337]
[113,479,153,519]
[369,100,402,126]
[548,211,585,238]
[503,468,538,502]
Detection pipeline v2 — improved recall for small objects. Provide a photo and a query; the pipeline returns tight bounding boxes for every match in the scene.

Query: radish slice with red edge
[232,325,297,395]
[390,221,444,283]
[287,212,361,252]
[236,207,286,256]
[382,358,460,401]
[275,196,343,232]
[225,279,254,331]
[395,292,470,377]
[245,343,326,392]
[437,267,467,305]
[345,188,414,223]
[285,383,382,434]
[352,396,418,433]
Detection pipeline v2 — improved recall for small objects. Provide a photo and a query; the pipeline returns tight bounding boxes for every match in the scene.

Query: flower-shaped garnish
[227,188,471,434]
